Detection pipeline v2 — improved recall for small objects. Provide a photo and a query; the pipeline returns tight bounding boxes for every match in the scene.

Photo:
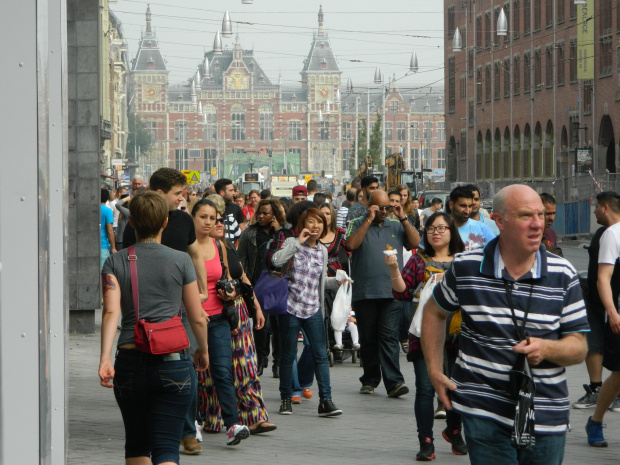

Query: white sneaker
[226,424,249,446]
[333,344,344,350]
[352,343,361,350]
[609,397,620,412]
[195,421,202,442]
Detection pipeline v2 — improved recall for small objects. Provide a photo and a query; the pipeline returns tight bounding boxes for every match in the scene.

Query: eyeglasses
[190,193,198,196]
[216,217,225,224]
[426,225,448,234]
[376,205,392,211]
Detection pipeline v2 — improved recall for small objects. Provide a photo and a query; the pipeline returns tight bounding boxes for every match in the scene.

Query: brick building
[130,6,446,185]
[444,0,619,184]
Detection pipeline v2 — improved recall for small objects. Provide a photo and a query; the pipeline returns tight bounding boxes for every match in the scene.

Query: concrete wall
[67,0,101,333]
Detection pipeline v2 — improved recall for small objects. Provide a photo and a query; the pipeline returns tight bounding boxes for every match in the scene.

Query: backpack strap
[128,246,140,321]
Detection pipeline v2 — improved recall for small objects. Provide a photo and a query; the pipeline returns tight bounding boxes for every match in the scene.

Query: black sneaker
[416,437,435,461]
[442,428,468,455]
[318,399,343,417]
[278,398,292,415]
[387,384,409,398]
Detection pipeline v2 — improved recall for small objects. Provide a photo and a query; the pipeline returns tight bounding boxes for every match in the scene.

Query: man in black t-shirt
[214,178,245,241]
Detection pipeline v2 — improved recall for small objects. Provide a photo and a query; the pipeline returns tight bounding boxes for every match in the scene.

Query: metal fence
[432,172,620,237]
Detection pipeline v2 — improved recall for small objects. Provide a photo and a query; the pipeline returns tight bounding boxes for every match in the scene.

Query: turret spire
[146,4,152,34]
[318,5,324,36]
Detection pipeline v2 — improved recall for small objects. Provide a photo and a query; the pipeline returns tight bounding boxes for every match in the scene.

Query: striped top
[433,237,589,434]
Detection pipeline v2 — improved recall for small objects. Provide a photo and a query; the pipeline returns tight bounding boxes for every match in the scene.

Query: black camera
[216,278,240,295]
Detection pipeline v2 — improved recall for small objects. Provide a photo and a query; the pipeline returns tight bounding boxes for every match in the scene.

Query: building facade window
[448,5,455,38]
[146,120,157,140]
[203,148,217,172]
[534,48,542,89]
[476,15,483,49]
[524,51,531,92]
[385,122,393,141]
[259,103,274,141]
[174,149,188,170]
[288,121,302,140]
[485,63,492,102]
[557,42,565,85]
[202,103,217,141]
[524,0,531,34]
[545,46,553,87]
[397,122,407,141]
[437,148,446,169]
[410,122,419,141]
[390,100,400,113]
[514,55,521,95]
[513,0,520,38]
[437,122,445,142]
[423,121,432,141]
[569,38,577,83]
[460,75,467,98]
[557,0,565,23]
[448,56,456,113]
[319,120,329,140]
[534,0,542,31]
[231,103,245,140]
[410,148,420,171]
[476,67,482,103]
[545,0,552,27]
[468,47,474,76]
[494,61,501,99]
[504,57,511,97]
[342,121,352,141]
[174,120,188,141]
[600,36,613,76]
[485,11,492,48]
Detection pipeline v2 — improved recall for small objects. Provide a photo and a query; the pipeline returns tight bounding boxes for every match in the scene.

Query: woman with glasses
[385,212,467,461]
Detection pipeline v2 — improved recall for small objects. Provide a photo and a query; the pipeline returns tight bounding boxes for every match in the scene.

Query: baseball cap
[292,185,308,196]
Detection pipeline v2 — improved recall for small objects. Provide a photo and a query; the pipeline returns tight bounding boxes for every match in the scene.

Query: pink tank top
[201,239,224,316]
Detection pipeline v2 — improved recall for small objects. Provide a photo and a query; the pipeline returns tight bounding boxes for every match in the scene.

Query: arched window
[485,130,492,179]
[533,122,542,177]
[476,131,483,179]
[523,124,531,178]
[544,121,554,177]
[494,128,501,178]
[513,125,521,178]
[259,103,274,141]
[231,103,245,140]
[202,103,217,141]
[559,125,569,177]
[503,127,511,178]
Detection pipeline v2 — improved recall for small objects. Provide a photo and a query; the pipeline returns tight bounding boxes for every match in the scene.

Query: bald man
[346,190,420,397]
[422,184,588,464]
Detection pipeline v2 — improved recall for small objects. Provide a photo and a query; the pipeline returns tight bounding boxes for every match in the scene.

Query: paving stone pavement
[68,315,620,464]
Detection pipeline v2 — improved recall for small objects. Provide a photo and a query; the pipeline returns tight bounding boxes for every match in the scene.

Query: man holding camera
[422,184,588,464]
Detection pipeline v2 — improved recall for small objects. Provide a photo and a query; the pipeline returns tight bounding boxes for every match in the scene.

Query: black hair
[346,188,357,202]
[431,197,443,206]
[285,200,316,228]
[101,187,110,203]
[191,198,218,217]
[596,191,620,213]
[260,189,271,199]
[539,192,557,205]
[213,178,233,195]
[464,184,481,196]
[422,212,464,257]
[307,179,318,193]
[361,176,379,189]
[449,185,474,204]
[313,193,328,206]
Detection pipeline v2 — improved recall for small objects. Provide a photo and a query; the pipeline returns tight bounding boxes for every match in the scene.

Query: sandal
[249,421,277,434]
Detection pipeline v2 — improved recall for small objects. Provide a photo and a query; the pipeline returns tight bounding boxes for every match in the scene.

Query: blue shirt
[477,215,500,236]
[458,218,496,251]
[101,205,113,250]
[432,237,589,434]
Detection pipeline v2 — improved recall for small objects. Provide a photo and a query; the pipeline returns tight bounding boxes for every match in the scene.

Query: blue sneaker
[585,416,608,447]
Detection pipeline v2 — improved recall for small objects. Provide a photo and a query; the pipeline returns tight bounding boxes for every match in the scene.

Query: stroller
[324,288,361,367]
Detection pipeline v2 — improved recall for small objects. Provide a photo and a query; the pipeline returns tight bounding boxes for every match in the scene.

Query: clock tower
[300,6,342,176]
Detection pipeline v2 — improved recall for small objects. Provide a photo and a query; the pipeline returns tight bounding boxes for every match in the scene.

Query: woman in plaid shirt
[385,212,466,461]
[271,208,347,418]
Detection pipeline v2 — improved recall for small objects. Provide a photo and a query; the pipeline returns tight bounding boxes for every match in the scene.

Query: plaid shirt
[266,228,297,270]
[287,243,323,318]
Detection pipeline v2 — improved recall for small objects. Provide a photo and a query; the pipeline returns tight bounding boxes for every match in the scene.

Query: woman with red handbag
[99,191,209,465]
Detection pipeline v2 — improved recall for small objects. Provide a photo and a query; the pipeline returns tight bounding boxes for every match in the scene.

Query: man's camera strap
[503,280,534,340]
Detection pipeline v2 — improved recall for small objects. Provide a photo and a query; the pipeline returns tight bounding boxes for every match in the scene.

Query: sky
[111,0,446,94]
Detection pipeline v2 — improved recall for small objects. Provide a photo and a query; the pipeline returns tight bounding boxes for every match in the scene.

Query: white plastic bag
[331,281,352,332]
[409,274,439,337]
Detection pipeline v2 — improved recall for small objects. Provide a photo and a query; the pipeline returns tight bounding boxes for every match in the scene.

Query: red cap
[292,185,308,196]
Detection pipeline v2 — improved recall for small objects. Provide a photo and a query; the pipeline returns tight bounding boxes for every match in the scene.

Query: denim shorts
[113,348,196,464]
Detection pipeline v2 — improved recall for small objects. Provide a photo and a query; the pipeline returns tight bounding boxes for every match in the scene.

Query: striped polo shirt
[433,237,589,434]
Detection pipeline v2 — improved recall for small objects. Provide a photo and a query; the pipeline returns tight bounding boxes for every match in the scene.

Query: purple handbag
[254,259,292,315]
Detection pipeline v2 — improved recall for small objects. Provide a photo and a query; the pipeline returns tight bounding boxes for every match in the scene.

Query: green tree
[368,112,383,167]
[127,114,153,161]
[349,119,368,176]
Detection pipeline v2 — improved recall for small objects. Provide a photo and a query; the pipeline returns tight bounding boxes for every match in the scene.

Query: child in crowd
[333,309,360,350]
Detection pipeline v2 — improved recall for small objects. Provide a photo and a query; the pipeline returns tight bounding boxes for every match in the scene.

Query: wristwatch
[399,217,408,223]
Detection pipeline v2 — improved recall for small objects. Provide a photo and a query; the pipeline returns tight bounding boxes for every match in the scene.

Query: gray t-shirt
[347,216,407,302]
[102,242,197,347]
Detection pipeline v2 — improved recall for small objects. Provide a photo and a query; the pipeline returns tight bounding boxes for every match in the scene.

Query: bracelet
[367,218,372,225]
[399,217,408,223]
[391,276,401,280]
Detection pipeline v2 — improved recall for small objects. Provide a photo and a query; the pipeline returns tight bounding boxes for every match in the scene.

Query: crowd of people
[97,169,620,464]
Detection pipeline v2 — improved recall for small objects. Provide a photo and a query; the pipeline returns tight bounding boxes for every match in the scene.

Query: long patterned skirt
[197,297,269,431]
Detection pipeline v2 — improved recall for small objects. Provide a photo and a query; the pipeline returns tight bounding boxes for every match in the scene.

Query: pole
[366,88,370,164]
[381,82,386,171]
[354,96,359,170]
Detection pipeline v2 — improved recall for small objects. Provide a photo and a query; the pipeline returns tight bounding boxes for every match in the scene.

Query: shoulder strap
[417,251,431,265]
[215,238,229,277]
[128,246,140,321]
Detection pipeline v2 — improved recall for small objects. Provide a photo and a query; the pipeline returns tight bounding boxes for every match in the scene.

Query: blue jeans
[353,298,405,391]
[413,354,461,440]
[279,310,331,400]
[292,328,315,395]
[463,415,566,465]
[206,314,239,428]
[113,349,196,464]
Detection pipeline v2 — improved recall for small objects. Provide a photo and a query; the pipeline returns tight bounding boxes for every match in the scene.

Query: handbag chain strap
[127,245,182,321]
[503,279,534,341]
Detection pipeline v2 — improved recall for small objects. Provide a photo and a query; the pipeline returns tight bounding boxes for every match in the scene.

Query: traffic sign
[181,170,200,184]
[210,167,217,176]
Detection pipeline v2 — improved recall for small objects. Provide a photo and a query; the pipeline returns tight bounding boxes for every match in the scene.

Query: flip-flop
[249,421,277,434]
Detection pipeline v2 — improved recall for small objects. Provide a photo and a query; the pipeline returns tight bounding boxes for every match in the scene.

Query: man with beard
[448,186,496,251]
